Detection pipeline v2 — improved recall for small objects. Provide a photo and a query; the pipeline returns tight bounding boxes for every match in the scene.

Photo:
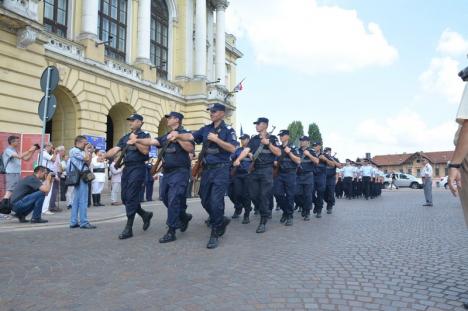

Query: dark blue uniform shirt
[297,148,317,174]
[248,134,279,168]
[278,144,299,171]
[325,155,339,177]
[157,127,194,170]
[231,147,252,174]
[314,151,327,175]
[117,129,150,165]
[192,121,238,165]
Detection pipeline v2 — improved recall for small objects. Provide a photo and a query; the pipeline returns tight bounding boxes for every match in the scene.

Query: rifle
[192,126,222,179]
[114,129,141,169]
[150,140,171,176]
[296,148,307,175]
[248,126,276,174]
[273,143,290,178]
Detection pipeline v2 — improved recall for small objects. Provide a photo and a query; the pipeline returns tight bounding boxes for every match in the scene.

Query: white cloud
[437,29,468,56]
[419,57,464,104]
[325,109,457,160]
[418,29,467,105]
[226,0,398,74]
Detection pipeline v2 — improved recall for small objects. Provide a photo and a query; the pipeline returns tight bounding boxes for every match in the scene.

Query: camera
[458,66,468,82]
[34,143,40,150]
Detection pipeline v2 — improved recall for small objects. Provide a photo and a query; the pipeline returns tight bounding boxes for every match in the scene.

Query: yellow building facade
[0,0,242,149]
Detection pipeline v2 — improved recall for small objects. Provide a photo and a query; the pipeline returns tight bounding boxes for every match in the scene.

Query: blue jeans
[12,191,45,220]
[70,179,89,227]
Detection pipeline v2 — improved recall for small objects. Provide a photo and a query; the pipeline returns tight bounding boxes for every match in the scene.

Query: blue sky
[226,0,468,159]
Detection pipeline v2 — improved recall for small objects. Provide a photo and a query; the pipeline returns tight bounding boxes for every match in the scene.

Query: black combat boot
[285,215,293,226]
[280,213,287,223]
[119,215,134,240]
[180,213,192,232]
[207,229,219,249]
[326,206,333,214]
[232,208,241,219]
[92,194,98,207]
[217,216,231,237]
[316,211,322,218]
[242,213,250,224]
[137,207,153,231]
[256,217,267,233]
[159,228,176,243]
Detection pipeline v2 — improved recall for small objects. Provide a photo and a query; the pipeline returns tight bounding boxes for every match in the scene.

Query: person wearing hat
[233,117,280,233]
[229,134,253,224]
[311,141,335,218]
[274,130,301,226]
[323,147,343,214]
[105,114,153,240]
[130,112,195,243]
[176,103,238,249]
[294,136,319,220]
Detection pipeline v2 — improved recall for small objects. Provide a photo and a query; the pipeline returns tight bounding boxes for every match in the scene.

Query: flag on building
[233,78,245,92]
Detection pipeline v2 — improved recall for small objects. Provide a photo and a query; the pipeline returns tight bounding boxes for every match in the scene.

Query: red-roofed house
[372,151,453,178]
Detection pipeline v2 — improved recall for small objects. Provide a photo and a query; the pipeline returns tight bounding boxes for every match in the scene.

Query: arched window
[98,0,128,62]
[44,0,68,38]
[150,0,169,79]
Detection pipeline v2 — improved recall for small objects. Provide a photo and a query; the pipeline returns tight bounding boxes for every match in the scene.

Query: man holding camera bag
[68,135,96,229]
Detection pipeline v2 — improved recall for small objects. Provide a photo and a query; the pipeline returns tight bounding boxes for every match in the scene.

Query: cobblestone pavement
[1,189,467,311]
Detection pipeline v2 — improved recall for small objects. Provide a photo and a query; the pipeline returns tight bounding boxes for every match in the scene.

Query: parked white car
[439,176,448,189]
[384,173,423,189]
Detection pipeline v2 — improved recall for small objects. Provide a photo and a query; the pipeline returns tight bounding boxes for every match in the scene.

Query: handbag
[65,162,81,186]
[81,168,95,183]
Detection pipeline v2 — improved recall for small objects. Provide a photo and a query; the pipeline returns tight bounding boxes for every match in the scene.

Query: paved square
[1,189,467,311]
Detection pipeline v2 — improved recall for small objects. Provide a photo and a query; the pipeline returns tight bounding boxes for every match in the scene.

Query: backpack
[0,152,11,174]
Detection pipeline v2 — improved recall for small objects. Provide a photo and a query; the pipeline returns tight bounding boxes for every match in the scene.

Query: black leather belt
[93,168,105,173]
[163,167,189,174]
[204,163,229,170]
[280,168,297,173]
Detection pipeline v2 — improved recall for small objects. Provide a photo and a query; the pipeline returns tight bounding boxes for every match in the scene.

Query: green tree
[308,123,322,144]
[287,121,304,145]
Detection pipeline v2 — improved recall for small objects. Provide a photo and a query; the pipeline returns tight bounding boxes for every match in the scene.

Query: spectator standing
[109,159,123,206]
[421,158,433,207]
[1,136,38,212]
[91,150,107,207]
[68,136,96,229]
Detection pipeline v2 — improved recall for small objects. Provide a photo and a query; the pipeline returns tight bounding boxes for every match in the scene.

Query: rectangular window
[150,0,169,80]
[407,168,412,175]
[99,0,127,62]
[43,0,68,38]
[445,167,449,176]
[435,168,440,177]
[416,169,421,177]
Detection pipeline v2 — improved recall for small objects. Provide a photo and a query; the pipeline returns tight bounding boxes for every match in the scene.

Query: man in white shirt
[361,159,373,200]
[40,144,58,215]
[421,158,433,207]
[342,160,355,199]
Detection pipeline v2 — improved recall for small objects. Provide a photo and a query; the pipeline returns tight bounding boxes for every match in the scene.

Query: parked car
[439,176,448,189]
[384,173,423,189]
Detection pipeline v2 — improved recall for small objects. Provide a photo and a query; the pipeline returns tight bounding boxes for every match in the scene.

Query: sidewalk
[0,192,167,232]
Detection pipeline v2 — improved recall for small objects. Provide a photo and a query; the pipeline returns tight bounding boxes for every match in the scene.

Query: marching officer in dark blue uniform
[312,142,335,218]
[229,134,252,224]
[178,103,238,249]
[323,147,342,214]
[295,136,319,221]
[274,130,300,226]
[105,114,153,240]
[233,117,281,233]
[131,112,195,243]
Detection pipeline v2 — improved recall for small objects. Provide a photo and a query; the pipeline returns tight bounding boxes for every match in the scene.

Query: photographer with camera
[9,166,52,223]
[68,136,96,229]
[0,136,39,215]
[40,143,59,215]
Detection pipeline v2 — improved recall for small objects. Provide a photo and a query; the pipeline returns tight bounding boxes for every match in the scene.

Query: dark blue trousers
[324,174,337,209]
[313,172,326,214]
[121,165,145,217]
[160,168,190,229]
[199,166,230,229]
[274,172,296,217]
[295,172,314,215]
[229,174,252,215]
[248,166,274,218]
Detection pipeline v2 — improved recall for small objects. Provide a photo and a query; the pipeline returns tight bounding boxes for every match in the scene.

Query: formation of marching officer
[107,103,385,249]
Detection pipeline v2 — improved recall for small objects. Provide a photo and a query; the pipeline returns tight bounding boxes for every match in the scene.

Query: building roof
[372,151,453,166]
